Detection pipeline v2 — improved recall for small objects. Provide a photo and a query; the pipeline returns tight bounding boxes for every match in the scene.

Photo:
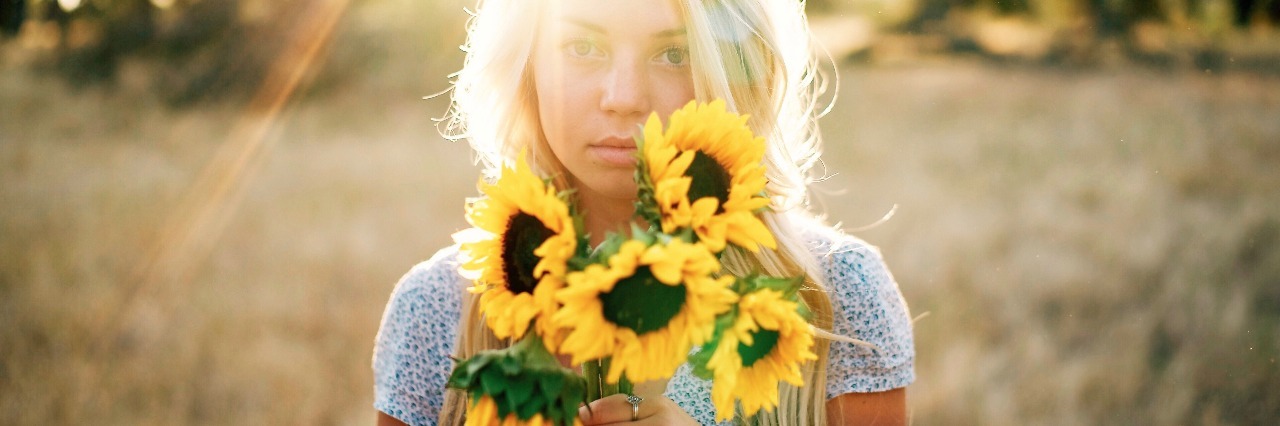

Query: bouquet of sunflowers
[449,100,819,425]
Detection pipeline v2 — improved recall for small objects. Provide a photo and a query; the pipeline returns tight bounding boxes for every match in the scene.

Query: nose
[599,58,649,118]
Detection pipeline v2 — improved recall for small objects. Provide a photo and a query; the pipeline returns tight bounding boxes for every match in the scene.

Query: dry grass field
[2,1,1279,424]
[821,64,1280,424]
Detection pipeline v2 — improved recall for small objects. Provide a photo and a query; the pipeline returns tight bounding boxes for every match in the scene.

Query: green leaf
[568,256,592,271]
[446,356,490,389]
[568,375,587,396]
[446,368,472,389]
[630,223,656,244]
[515,334,562,367]
[797,303,813,320]
[547,377,586,426]
[539,372,565,395]
[561,396,580,426]
[466,355,494,376]
[676,227,696,244]
[516,393,545,420]
[500,391,520,419]
[556,187,578,200]
[588,234,621,263]
[688,346,715,380]
[480,367,508,397]
[507,374,534,407]
[753,275,803,293]
[715,308,738,331]
[498,354,522,375]
[546,405,563,425]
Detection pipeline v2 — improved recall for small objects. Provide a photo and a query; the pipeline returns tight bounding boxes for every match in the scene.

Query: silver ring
[626,394,644,421]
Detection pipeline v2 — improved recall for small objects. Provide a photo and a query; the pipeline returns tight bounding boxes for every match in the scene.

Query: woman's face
[531,0,696,204]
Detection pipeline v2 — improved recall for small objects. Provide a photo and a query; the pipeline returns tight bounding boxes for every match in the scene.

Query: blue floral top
[372,228,915,425]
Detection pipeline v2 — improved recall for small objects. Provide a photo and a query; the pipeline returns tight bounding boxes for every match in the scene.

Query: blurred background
[2,0,1278,424]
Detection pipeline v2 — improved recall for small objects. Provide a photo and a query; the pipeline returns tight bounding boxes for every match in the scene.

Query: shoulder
[802,224,896,295]
[372,245,468,426]
[374,245,469,341]
[374,244,468,352]
[388,244,468,304]
[794,218,916,395]
[792,216,894,286]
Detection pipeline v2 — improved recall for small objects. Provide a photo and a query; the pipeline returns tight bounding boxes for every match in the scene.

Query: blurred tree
[18,0,335,106]
[1236,0,1280,25]
[980,0,1032,14]
[1085,0,1130,36]
[898,0,959,33]
[148,0,256,105]
[54,0,156,84]
[16,0,1276,102]
[1236,0,1257,25]
[1,0,23,37]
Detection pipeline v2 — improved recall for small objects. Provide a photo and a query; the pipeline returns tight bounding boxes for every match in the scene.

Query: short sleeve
[372,246,466,426]
[819,237,915,397]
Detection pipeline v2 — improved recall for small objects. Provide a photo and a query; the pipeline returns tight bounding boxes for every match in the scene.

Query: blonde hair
[439,1,837,424]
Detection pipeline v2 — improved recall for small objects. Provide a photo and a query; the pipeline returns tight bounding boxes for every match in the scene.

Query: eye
[566,39,601,58]
[656,46,688,66]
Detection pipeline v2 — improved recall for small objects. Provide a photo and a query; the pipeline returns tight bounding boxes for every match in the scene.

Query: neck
[575,190,636,247]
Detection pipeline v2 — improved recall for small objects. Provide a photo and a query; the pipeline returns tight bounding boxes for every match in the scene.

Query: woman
[373,0,914,424]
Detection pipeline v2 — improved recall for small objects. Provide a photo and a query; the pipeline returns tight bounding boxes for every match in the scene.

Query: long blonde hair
[438,1,837,424]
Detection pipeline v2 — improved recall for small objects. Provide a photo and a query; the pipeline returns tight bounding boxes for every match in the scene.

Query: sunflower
[456,151,578,342]
[704,288,817,421]
[466,396,579,426]
[552,238,738,383]
[638,99,776,252]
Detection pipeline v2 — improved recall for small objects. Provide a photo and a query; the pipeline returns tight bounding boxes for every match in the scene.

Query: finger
[578,394,646,425]
[578,394,631,425]
[632,416,671,426]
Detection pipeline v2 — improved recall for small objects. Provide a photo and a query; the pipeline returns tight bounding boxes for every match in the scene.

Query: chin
[574,176,638,202]
[594,181,640,201]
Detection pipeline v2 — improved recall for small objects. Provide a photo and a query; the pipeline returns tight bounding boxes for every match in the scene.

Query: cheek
[533,58,598,128]
[533,65,569,139]
[652,71,696,115]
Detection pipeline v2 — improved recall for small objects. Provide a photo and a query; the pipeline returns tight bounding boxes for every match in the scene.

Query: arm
[575,386,907,425]
[377,411,410,426]
[820,236,915,425]
[826,388,907,426]
[371,247,467,426]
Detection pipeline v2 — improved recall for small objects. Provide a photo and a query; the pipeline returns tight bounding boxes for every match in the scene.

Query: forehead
[539,0,684,37]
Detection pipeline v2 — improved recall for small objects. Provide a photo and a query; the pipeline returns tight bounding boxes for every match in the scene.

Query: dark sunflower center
[737,329,781,367]
[600,266,686,335]
[501,212,553,294]
[684,151,731,213]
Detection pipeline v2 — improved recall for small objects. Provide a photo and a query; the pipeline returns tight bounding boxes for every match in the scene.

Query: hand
[578,393,698,425]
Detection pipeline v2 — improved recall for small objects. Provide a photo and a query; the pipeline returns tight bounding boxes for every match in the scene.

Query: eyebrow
[565,18,686,38]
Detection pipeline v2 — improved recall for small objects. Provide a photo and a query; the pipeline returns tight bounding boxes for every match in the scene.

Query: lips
[593,136,636,149]
[589,136,638,166]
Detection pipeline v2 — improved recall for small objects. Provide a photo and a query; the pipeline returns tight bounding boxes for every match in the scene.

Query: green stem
[618,375,634,396]
[600,357,617,397]
[583,359,601,402]
[583,357,635,400]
